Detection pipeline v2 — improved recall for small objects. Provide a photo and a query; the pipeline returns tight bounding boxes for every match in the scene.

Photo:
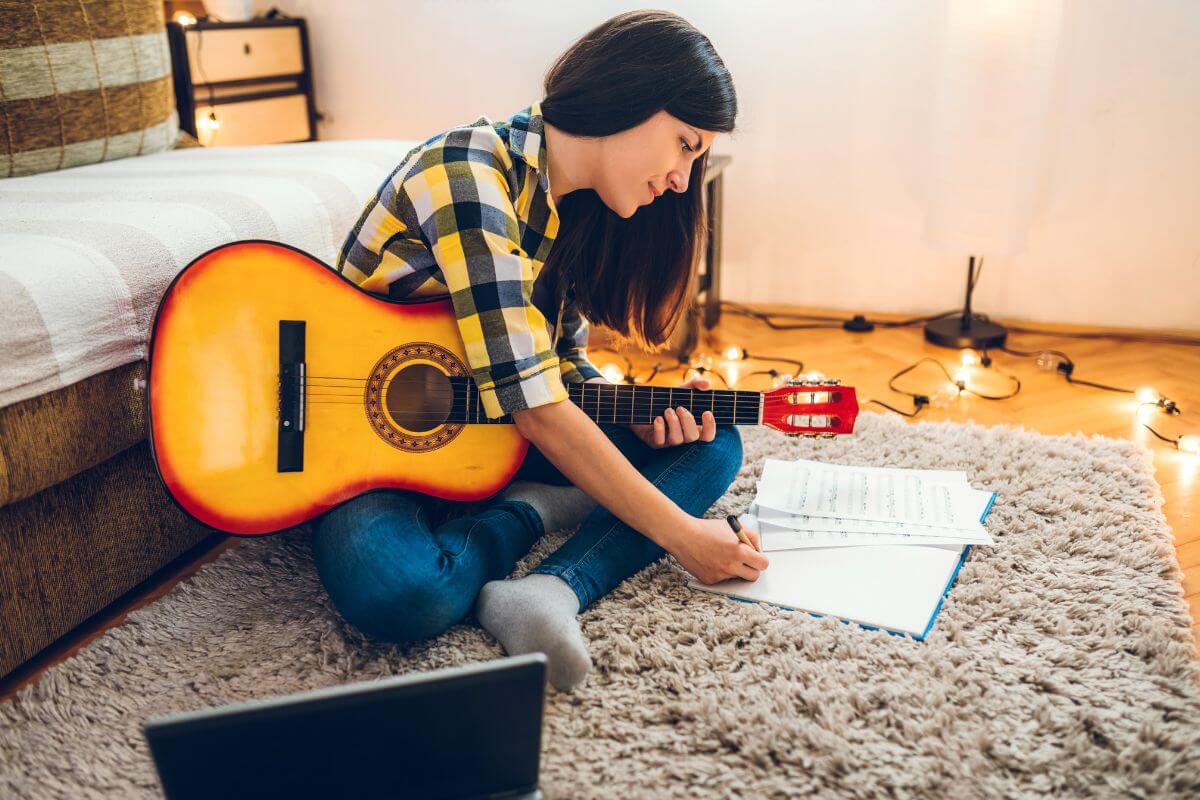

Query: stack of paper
[687,458,998,639]
[749,458,996,551]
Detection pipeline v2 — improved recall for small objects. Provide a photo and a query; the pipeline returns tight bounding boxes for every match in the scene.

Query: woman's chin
[611,200,639,219]
[597,189,642,218]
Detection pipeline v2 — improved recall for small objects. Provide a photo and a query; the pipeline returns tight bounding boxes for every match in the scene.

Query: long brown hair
[539,10,737,352]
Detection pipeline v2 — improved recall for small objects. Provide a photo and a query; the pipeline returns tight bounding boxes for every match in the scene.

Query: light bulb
[804,370,825,382]
[1034,352,1056,370]
[772,372,793,388]
[691,353,714,369]
[174,11,197,25]
[1179,434,1200,455]
[723,345,743,361]
[1135,386,1159,405]
[601,363,624,383]
[960,350,978,367]
[931,383,959,408]
[954,367,970,386]
[197,110,220,131]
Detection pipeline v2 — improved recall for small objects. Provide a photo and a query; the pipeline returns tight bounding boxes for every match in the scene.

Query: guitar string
[303,376,766,396]
[297,404,824,428]
[300,380,773,405]
[301,390,786,412]
[303,373,820,393]
[300,384,819,406]
[304,392,766,408]
[299,397,819,425]
[302,388,799,409]
[294,377,827,423]
[301,376,815,399]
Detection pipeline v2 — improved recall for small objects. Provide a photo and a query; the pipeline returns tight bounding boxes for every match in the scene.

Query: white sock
[476,573,592,692]
[500,480,597,534]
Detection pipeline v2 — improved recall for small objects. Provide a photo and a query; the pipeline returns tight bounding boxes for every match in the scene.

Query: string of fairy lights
[589,301,1198,457]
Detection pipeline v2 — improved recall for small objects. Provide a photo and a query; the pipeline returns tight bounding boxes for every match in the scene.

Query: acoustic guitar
[147,240,859,536]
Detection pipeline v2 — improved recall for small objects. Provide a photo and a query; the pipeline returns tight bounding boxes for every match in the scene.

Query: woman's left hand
[627,377,717,448]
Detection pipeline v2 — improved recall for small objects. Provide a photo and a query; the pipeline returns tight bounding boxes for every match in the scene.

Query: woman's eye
[681,137,694,153]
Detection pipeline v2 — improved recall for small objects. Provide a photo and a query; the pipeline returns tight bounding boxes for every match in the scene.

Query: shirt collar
[505,100,551,193]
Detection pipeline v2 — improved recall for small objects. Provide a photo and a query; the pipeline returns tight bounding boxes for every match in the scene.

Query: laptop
[143,653,547,800]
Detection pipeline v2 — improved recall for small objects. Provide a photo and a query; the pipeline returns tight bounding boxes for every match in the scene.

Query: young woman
[316,10,768,691]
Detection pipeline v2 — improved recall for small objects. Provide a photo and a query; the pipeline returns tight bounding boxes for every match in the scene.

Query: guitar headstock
[762,378,859,437]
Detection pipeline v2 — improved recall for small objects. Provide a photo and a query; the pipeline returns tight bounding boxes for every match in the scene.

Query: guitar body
[148,240,528,536]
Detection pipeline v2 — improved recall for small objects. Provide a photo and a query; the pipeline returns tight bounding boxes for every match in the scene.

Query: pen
[725,514,760,552]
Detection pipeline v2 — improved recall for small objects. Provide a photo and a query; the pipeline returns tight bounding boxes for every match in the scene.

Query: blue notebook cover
[718,490,998,641]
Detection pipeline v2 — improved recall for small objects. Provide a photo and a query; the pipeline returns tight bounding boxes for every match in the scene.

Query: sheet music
[753,515,993,550]
[751,491,993,539]
[755,458,987,529]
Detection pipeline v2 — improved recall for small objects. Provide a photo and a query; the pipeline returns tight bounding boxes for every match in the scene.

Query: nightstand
[166,17,319,147]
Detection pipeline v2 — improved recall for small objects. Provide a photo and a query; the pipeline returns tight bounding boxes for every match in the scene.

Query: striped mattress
[0,138,422,410]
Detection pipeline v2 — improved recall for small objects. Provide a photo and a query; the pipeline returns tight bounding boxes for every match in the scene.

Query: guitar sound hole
[384,363,452,433]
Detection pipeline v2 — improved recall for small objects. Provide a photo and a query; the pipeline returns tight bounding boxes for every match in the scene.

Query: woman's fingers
[676,406,700,442]
[738,543,770,571]
[651,404,717,448]
[743,524,762,552]
[664,407,684,445]
[731,561,762,582]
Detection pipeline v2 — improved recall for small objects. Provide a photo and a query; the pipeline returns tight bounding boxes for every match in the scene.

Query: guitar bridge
[278,320,306,472]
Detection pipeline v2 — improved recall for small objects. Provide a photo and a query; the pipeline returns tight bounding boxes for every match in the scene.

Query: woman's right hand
[666,517,770,585]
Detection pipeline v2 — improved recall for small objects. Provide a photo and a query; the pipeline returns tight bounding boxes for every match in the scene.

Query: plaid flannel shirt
[336,101,605,419]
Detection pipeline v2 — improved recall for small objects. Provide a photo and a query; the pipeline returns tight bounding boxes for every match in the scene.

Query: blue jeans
[311,422,744,643]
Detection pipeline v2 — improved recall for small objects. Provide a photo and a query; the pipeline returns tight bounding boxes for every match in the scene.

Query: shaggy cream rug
[2,413,1199,798]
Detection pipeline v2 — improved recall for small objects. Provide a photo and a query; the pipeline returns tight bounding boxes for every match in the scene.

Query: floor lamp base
[923,315,1009,350]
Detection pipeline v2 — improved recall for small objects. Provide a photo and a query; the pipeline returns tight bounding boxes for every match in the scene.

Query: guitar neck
[567,383,764,426]
[459,381,763,426]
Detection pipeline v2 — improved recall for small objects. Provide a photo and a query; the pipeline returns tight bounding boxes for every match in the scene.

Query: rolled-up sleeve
[402,148,567,419]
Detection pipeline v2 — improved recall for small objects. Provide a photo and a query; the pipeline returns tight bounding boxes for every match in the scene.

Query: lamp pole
[923,255,1008,349]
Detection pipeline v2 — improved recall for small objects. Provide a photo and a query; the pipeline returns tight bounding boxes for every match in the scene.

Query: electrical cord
[590,317,1189,449]
[889,356,1020,402]
[718,300,963,332]
[720,298,1200,346]
[193,23,220,145]
[997,346,1185,436]
[998,345,1134,394]
[866,398,927,418]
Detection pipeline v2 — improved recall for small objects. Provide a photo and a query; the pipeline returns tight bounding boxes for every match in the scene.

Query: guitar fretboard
[454,379,763,426]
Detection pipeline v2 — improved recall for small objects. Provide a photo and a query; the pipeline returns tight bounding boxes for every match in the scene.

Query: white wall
[252,0,1199,331]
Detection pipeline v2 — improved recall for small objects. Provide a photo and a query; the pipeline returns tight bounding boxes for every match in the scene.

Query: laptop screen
[144,653,546,800]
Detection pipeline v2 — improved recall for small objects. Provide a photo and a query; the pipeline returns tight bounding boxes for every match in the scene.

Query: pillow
[0,0,180,178]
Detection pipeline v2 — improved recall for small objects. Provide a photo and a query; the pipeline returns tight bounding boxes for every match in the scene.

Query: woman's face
[596,110,717,218]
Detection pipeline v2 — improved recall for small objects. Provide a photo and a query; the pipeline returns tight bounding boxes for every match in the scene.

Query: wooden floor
[1,303,1196,701]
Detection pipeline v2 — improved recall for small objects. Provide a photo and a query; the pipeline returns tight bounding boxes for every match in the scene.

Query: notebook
[687,492,997,640]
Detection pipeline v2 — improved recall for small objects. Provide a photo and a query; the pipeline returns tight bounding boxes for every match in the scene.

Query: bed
[0,138,420,678]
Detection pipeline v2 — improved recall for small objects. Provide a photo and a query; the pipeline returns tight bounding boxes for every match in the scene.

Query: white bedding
[0,138,421,410]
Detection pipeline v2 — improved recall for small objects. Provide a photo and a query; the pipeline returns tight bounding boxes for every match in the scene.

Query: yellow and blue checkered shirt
[336,100,604,419]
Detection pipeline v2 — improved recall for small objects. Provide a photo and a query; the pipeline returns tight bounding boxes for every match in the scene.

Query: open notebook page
[688,524,968,638]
